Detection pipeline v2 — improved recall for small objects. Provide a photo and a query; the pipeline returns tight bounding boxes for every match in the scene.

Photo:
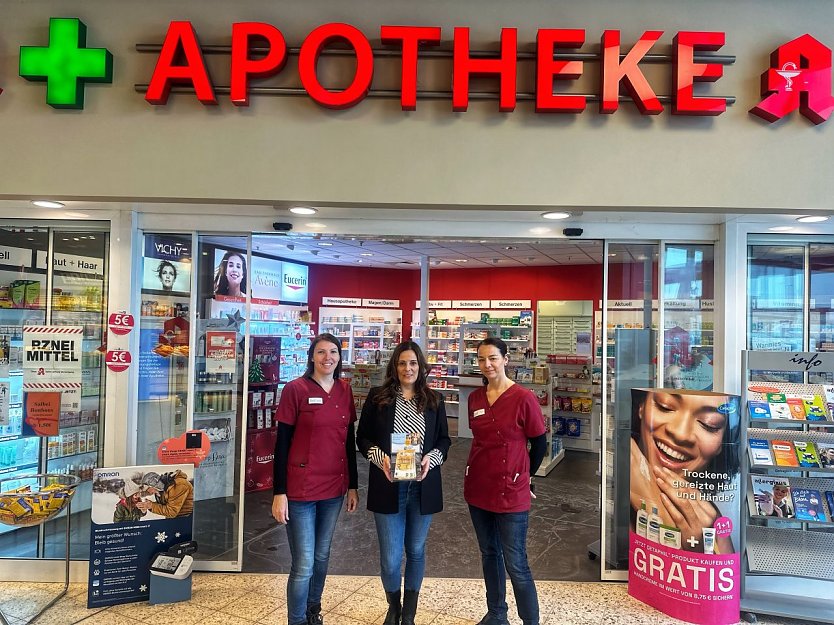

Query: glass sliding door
[748,244,805,352]
[601,242,659,578]
[662,244,715,391]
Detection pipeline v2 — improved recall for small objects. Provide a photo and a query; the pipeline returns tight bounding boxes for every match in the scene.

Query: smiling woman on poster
[213,251,247,297]
[630,390,740,554]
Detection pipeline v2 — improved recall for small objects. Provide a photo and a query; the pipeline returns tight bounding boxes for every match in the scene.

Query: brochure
[750,475,794,518]
[748,438,774,466]
[771,440,799,467]
[768,401,792,420]
[786,398,807,420]
[825,491,834,517]
[391,432,422,481]
[818,443,834,468]
[793,441,821,468]
[792,487,828,522]
[747,401,771,419]
[802,395,828,421]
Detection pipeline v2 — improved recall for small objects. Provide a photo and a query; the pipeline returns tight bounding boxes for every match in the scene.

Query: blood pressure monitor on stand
[150,553,193,580]
[148,541,198,604]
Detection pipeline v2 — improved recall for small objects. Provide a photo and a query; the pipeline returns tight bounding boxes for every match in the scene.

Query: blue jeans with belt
[468,504,539,625]
[285,495,344,625]
[374,481,434,592]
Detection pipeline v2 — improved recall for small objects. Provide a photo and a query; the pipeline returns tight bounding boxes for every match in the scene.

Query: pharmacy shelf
[536,448,565,476]
[746,525,834,580]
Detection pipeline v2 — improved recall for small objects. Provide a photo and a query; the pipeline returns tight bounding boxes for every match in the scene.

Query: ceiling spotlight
[356,259,363,263]
[310,250,320,256]
[318,242,333,246]
[32,200,65,209]
[503,246,516,251]
[289,206,317,215]
[769,226,795,232]
[286,244,295,251]
[492,259,500,264]
[797,215,830,223]
[454,259,468,263]
[360,253,373,257]
[608,253,617,257]
[541,211,571,220]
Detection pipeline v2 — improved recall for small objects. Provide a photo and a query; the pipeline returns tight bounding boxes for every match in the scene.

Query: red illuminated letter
[146,21,215,105]
[452,27,517,112]
[600,30,663,114]
[536,29,586,113]
[673,32,726,116]
[230,22,288,106]
[750,34,834,125]
[380,25,442,111]
[298,23,374,109]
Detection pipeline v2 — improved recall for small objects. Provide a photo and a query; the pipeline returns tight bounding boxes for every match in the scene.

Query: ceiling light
[310,250,319,256]
[608,253,617,257]
[318,242,333,247]
[286,244,295,251]
[769,226,795,232]
[72,237,80,241]
[797,215,830,223]
[541,211,571,220]
[454,259,468,263]
[504,246,516,251]
[289,207,317,215]
[305,222,327,228]
[32,200,65,209]
[529,227,551,235]
[360,253,373,257]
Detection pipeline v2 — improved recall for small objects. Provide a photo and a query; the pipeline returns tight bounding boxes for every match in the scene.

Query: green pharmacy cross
[19,18,113,109]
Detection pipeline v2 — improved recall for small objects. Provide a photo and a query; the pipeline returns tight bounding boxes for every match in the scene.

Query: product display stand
[740,350,834,624]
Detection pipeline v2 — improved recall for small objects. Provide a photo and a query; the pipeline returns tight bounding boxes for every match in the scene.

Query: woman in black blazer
[357,341,451,625]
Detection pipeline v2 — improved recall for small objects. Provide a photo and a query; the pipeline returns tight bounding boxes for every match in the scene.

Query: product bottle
[647,505,662,543]
[636,500,649,537]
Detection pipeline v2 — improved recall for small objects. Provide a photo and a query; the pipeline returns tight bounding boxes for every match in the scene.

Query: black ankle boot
[306,603,323,625]
[383,590,401,625]
[401,590,419,625]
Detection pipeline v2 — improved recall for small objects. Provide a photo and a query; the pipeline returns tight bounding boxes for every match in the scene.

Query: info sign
[23,326,83,415]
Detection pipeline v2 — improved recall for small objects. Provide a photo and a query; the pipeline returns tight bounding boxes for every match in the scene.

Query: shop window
[0,224,109,560]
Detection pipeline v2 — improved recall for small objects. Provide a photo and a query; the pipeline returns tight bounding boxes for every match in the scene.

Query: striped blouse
[367,390,444,472]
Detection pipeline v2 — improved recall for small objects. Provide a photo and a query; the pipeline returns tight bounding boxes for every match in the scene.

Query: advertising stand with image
[87,464,194,608]
[628,389,741,625]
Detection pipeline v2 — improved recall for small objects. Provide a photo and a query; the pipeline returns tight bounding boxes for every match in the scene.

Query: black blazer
[357,386,451,515]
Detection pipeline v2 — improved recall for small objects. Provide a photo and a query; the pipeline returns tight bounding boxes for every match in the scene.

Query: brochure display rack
[740,350,834,624]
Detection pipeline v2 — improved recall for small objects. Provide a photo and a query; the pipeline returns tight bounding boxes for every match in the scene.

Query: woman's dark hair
[476,337,509,385]
[630,390,741,482]
[156,260,177,290]
[303,333,343,380]
[373,341,438,412]
[213,251,248,296]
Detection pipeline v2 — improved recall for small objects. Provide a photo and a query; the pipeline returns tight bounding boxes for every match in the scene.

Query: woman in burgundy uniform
[272,333,359,625]
[464,337,547,625]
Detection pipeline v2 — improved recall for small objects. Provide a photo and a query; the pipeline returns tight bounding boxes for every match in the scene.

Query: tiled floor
[0,574,809,625]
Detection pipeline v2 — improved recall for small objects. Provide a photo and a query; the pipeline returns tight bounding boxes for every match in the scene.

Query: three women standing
[357,341,451,625]
[272,333,359,625]
[465,337,547,625]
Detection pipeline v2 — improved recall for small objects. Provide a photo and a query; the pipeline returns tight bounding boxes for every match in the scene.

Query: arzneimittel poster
[628,389,741,625]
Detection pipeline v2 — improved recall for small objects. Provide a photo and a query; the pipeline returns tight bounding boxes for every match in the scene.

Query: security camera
[273,222,293,232]
[563,228,583,237]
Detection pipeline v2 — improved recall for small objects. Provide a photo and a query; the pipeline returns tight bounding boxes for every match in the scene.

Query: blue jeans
[285,496,344,625]
[468,505,539,625]
[374,481,434,593]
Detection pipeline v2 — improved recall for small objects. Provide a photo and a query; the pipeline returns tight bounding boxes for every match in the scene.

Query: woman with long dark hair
[357,341,451,625]
[272,333,359,625]
[464,337,547,625]
[213,250,247,297]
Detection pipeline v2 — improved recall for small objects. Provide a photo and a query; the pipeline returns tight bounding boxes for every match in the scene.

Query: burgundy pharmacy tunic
[464,383,547,513]
[275,377,357,501]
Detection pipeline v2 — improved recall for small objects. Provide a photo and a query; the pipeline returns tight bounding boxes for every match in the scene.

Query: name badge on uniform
[473,408,486,418]
[308,397,324,405]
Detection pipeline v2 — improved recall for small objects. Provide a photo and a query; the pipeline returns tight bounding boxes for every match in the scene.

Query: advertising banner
[281,260,309,304]
[137,329,170,401]
[205,331,236,374]
[88,464,194,608]
[245,429,276,492]
[143,235,192,295]
[628,388,741,625]
[23,326,83,414]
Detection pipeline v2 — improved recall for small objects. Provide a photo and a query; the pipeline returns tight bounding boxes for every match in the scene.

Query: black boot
[306,603,323,625]
[401,590,419,625]
[383,590,401,625]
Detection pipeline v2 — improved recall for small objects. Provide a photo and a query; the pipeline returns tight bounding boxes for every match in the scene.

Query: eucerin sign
[281,261,309,303]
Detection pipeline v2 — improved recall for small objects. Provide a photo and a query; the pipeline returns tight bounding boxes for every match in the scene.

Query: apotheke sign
[9,17,834,124]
